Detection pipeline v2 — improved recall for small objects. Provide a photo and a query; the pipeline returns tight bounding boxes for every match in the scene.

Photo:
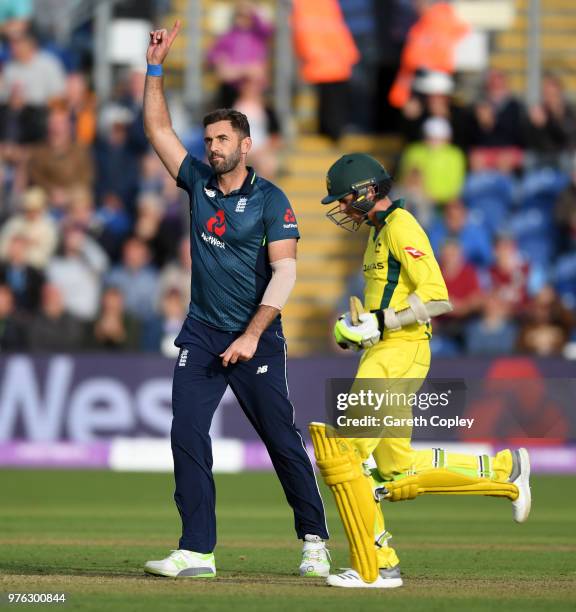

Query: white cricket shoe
[299,534,330,577]
[327,566,403,588]
[510,447,531,523]
[144,549,216,578]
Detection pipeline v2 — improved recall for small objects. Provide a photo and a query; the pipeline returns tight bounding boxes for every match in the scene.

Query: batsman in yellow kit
[309,153,532,588]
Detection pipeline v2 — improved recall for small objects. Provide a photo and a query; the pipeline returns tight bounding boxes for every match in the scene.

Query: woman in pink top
[207,2,273,107]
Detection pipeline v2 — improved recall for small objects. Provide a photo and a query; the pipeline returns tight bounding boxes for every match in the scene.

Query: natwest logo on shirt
[206,210,226,237]
[404,246,426,259]
[283,207,298,229]
[201,232,225,249]
[284,208,296,223]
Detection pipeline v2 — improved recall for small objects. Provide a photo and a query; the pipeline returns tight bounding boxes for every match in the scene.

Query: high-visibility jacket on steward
[292,0,359,84]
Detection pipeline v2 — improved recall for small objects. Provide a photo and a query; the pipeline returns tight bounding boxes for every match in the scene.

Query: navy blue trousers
[171,318,329,553]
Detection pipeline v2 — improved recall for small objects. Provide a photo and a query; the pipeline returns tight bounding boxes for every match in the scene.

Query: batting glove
[333,312,382,350]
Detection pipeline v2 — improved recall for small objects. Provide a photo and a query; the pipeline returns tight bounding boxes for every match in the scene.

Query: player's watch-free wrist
[147,64,163,77]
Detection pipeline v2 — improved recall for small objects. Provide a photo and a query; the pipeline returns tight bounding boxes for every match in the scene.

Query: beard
[209,146,242,175]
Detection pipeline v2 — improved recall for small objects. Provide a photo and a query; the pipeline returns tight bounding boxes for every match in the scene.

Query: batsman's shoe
[144,549,215,578]
[326,566,403,588]
[510,448,531,523]
[299,534,330,577]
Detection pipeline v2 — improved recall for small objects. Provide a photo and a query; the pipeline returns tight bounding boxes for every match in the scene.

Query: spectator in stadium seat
[0,78,47,145]
[391,166,435,228]
[0,27,66,107]
[159,238,191,309]
[233,75,281,179]
[101,66,149,156]
[465,292,518,356]
[0,283,27,350]
[517,285,574,357]
[159,167,187,231]
[0,187,57,269]
[489,235,530,319]
[62,184,130,266]
[428,199,493,268]
[94,104,141,214]
[0,0,32,34]
[399,117,466,206]
[141,287,186,357]
[28,107,94,210]
[207,1,274,107]
[400,70,471,150]
[28,283,85,352]
[66,72,97,146]
[91,286,140,351]
[106,237,159,323]
[62,185,100,238]
[435,239,483,351]
[525,73,576,168]
[554,155,576,255]
[0,233,44,312]
[133,192,179,268]
[0,24,64,146]
[93,192,132,263]
[47,224,109,322]
[120,67,149,155]
[469,69,524,149]
[139,151,170,194]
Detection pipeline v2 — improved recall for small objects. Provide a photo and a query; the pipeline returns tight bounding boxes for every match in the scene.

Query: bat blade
[349,295,364,326]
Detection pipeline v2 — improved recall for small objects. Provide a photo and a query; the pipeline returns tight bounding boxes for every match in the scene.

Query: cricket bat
[349,295,365,326]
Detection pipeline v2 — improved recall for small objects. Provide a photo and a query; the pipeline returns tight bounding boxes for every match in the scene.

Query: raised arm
[143,20,187,179]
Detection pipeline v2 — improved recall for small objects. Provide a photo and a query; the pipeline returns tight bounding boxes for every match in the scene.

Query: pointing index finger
[167,19,181,45]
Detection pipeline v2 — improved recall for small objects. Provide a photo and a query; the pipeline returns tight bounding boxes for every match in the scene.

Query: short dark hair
[202,108,250,138]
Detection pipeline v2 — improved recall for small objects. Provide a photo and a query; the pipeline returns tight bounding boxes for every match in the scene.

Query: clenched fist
[147,20,181,65]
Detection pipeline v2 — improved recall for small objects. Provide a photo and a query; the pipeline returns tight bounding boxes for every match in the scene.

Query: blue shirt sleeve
[176,154,212,195]
[263,185,300,243]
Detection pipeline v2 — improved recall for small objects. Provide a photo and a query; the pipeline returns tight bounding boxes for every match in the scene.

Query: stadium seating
[517,167,569,211]
[554,252,576,308]
[507,207,556,268]
[462,170,516,235]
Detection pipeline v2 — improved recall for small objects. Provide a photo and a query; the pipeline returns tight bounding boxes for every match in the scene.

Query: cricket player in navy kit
[142,22,329,578]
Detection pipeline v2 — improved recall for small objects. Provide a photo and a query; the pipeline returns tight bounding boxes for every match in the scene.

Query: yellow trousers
[348,339,513,568]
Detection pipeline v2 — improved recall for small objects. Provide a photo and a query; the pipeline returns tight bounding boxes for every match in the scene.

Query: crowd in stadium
[0,0,574,358]
[392,67,576,358]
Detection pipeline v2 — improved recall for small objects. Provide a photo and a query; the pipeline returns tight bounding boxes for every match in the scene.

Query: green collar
[367,198,405,227]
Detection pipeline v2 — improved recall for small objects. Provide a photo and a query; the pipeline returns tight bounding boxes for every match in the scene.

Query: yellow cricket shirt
[362,199,449,341]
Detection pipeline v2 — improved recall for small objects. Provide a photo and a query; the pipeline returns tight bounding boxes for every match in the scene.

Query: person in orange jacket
[390,1,469,109]
[292,0,360,140]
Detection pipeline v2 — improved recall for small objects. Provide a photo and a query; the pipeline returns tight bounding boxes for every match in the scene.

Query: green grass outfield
[0,470,575,611]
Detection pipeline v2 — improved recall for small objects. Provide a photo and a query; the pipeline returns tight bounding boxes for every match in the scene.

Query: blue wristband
[147,64,163,77]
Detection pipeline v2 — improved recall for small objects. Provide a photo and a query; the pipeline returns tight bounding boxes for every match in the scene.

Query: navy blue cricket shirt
[175,154,300,334]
